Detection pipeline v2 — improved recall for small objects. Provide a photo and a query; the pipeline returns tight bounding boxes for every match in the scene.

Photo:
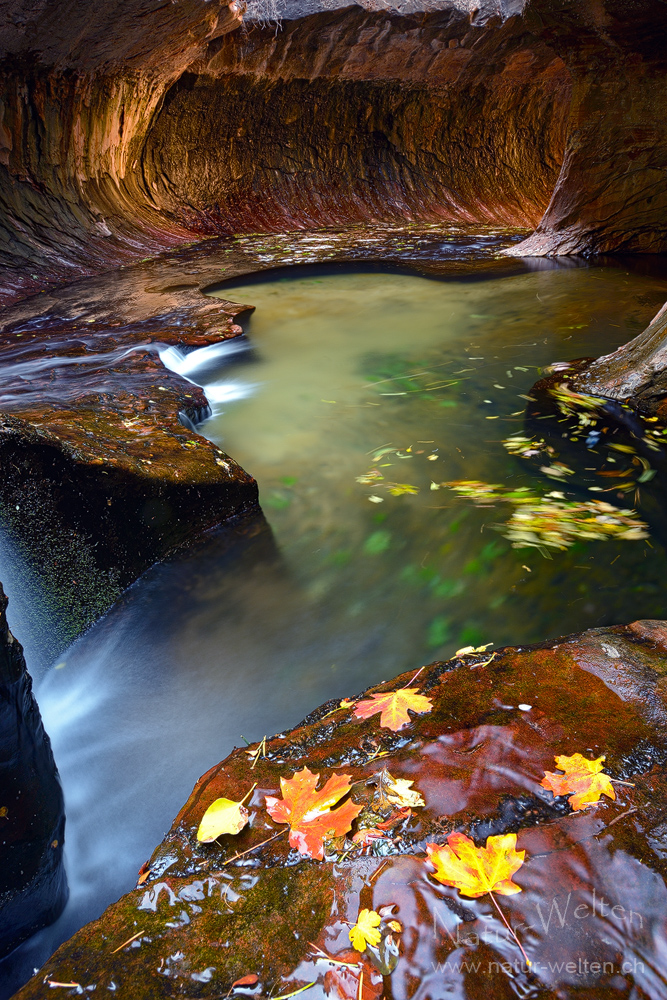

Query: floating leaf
[354,687,432,731]
[541,753,616,811]
[356,469,384,485]
[539,463,574,479]
[197,785,255,842]
[349,909,382,952]
[265,767,362,860]
[446,481,649,551]
[426,831,525,898]
[387,483,419,496]
[502,435,550,460]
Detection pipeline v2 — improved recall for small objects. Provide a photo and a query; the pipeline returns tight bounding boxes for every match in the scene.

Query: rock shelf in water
[0,277,259,641]
[17,620,667,998]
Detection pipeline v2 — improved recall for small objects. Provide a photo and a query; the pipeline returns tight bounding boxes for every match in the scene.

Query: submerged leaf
[541,753,616,811]
[350,909,382,952]
[426,831,525,898]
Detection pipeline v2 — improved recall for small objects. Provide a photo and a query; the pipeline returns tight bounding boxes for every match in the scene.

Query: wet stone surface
[0,274,260,643]
[16,621,667,998]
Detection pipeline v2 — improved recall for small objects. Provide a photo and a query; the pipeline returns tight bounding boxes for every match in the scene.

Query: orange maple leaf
[265,767,362,860]
[426,831,525,898]
[353,687,433,731]
[541,753,616,811]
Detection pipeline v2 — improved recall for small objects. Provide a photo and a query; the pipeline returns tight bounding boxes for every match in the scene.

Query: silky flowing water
[3,251,667,996]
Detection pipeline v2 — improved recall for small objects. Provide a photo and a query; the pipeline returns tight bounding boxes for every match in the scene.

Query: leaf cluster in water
[446,481,649,551]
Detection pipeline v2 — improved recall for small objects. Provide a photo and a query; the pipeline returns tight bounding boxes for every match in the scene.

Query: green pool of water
[205,263,667,660]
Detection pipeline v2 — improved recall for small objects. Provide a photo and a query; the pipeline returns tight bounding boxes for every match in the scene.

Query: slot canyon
[1,1,667,998]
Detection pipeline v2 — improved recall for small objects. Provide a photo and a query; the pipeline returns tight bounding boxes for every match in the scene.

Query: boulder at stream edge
[17,621,667,998]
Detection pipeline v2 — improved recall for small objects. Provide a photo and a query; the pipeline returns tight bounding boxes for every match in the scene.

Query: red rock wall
[514,0,667,255]
[141,11,571,233]
[1,0,667,306]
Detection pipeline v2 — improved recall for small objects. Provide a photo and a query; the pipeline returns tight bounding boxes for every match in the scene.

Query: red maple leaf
[265,767,362,860]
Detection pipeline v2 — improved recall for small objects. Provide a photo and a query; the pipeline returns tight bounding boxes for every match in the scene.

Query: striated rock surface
[570,302,667,418]
[15,621,667,998]
[511,0,667,257]
[0,584,67,959]
[1,0,667,303]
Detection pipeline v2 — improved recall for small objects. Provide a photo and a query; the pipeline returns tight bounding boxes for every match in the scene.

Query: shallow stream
[3,248,667,995]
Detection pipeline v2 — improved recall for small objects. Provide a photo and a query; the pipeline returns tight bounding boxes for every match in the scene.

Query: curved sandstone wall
[141,10,570,233]
[0,0,571,304]
[0,0,667,307]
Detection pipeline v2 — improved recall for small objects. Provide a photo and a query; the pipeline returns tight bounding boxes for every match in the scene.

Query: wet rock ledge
[17,620,667,998]
[0,281,259,643]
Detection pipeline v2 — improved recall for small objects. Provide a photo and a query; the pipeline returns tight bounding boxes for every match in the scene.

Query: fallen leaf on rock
[426,831,525,897]
[455,643,493,657]
[376,807,411,829]
[265,767,362,860]
[350,909,382,952]
[370,768,425,809]
[323,961,382,1000]
[541,753,616,810]
[136,861,150,886]
[354,688,432,731]
[197,784,256,842]
[352,827,391,847]
[231,974,259,989]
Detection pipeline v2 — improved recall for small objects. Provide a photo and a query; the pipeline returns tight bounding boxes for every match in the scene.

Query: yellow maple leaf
[455,643,493,657]
[541,753,616,811]
[354,687,433,731]
[349,908,382,952]
[426,831,525,898]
